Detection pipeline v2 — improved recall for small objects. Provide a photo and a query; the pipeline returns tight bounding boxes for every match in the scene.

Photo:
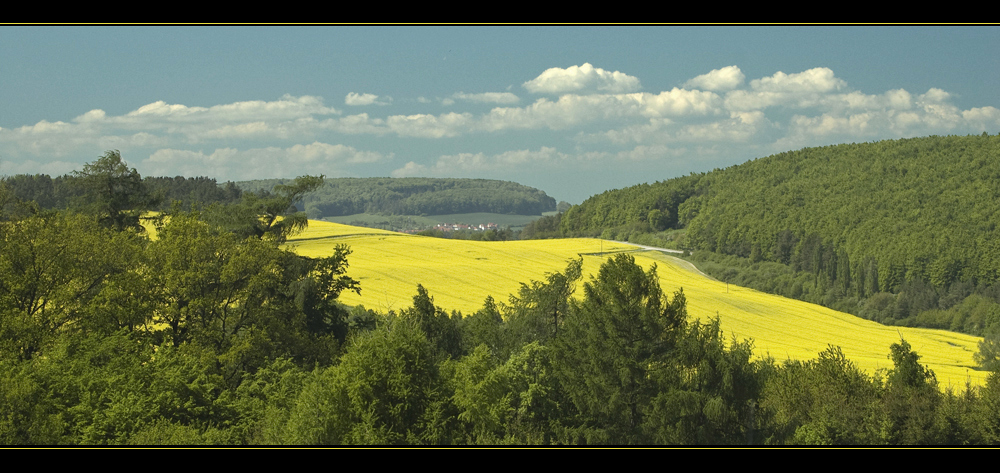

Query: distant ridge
[236,177,557,218]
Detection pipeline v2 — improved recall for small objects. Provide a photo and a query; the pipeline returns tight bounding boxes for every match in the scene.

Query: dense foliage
[237,177,557,218]
[2,163,243,214]
[6,148,1000,446]
[552,135,1000,344]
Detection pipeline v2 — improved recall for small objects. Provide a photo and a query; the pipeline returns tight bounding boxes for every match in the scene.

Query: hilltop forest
[541,134,1000,353]
[1,174,557,222]
[4,147,1000,446]
[237,177,558,219]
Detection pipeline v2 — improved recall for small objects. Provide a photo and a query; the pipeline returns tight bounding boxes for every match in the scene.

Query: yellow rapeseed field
[287,220,986,388]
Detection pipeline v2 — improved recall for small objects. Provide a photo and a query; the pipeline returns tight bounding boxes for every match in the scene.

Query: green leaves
[284,316,447,445]
[202,175,324,244]
[552,253,687,444]
[70,150,158,233]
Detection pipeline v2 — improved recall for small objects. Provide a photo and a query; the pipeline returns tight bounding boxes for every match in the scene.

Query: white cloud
[451,91,520,104]
[684,65,745,91]
[673,111,773,143]
[963,106,1000,131]
[3,95,342,149]
[140,142,391,180]
[123,95,339,124]
[750,67,846,94]
[477,91,718,133]
[4,65,1000,185]
[345,92,392,106]
[638,89,725,118]
[390,161,427,177]
[724,68,849,111]
[787,112,877,138]
[0,117,169,158]
[391,147,569,177]
[523,63,641,94]
[885,89,913,110]
[320,113,391,135]
[593,110,773,146]
[385,112,474,138]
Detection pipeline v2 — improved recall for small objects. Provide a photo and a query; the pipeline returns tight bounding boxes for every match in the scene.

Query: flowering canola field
[287,220,986,388]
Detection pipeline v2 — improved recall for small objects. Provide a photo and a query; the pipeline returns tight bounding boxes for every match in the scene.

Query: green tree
[881,338,943,444]
[290,244,362,342]
[500,259,582,355]
[643,318,764,445]
[283,316,451,445]
[448,341,569,445]
[975,325,1000,373]
[647,208,668,232]
[70,150,158,232]
[758,345,882,445]
[402,285,464,359]
[0,213,144,360]
[204,175,324,243]
[552,253,687,444]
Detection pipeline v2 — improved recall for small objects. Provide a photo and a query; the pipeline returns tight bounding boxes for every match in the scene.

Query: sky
[2,25,999,204]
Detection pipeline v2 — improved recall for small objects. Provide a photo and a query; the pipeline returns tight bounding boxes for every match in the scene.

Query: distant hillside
[559,133,1000,333]
[237,177,557,218]
[0,173,243,212]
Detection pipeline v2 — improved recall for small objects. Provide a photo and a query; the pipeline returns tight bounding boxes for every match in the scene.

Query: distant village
[400,222,500,235]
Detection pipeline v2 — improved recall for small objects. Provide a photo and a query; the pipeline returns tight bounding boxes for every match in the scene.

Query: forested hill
[237,177,557,218]
[560,133,1000,309]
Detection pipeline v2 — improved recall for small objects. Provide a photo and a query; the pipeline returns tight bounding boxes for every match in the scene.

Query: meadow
[286,220,987,388]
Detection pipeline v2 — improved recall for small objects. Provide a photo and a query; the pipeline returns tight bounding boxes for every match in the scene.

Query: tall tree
[70,150,158,232]
[283,315,450,445]
[882,338,943,444]
[552,253,687,444]
[204,175,324,243]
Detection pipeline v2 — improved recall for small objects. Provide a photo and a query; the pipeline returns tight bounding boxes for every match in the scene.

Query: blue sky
[2,25,998,203]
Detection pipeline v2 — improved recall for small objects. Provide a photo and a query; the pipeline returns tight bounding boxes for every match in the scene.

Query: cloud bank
[2,63,998,199]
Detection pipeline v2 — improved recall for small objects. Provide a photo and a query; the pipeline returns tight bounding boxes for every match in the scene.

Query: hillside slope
[559,134,1000,334]
[288,220,986,388]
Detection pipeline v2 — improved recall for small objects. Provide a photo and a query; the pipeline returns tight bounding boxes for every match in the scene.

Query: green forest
[237,177,558,219]
[5,146,1000,446]
[2,174,557,223]
[548,134,1000,358]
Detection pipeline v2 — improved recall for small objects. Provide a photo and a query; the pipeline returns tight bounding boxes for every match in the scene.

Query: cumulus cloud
[724,68,849,111]
[4,64,1000,186]
[592,110,773,147]
[0,116,168,158]
[391,147,569,177]
[140,142,390,180]
[963,106,1000,128]
[523,63,641,94]
[390,160,427,177]
[450,91,520,104]
[123,95,339,124]
[320,113,391,135]
[751,67,846,94]
[0,95,344,155]
[385,112,474,138]
[345,92,392,106]
[772,85,999,149]
[684,65,745,91]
